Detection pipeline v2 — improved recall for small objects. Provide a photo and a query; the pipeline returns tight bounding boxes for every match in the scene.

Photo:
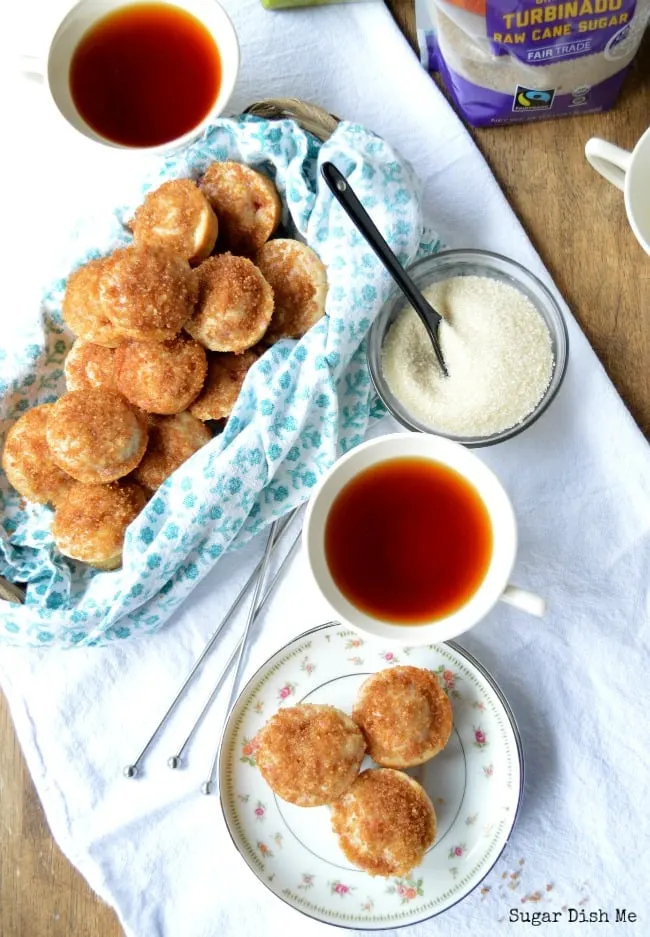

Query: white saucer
[219,622,523,929]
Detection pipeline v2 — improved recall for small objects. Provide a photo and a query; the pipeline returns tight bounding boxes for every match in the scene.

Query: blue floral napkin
[0,117,438,647]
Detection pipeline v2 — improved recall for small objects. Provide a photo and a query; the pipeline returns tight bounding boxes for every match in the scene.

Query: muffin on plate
[255,703,366,807]
[2,405,74,506]
[352,666,453,768]
[331,767,436,877]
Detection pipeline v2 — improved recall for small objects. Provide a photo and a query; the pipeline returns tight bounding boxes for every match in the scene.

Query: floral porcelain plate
[219,622,523,929]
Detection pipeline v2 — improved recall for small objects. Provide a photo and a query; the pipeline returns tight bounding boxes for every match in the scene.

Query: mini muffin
[352,666,453,768]
[256,703,366,807]
[46,389,148,484]
[331,768,436,877]
[188,350,259,421]
[199,161,281,255]
[2,405,75,505]
[62,258,122,347]
[64,339,117,392]
[131,178,218,265]
[133,412,212,490]
[52,480,148,569]
[186,254,274,353]
[114,335,207,414]
[255,239,328,342]
[98,244,198,342]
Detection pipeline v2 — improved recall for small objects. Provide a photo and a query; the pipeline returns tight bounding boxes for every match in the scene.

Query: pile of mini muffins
[254,665,453,878]
[1,162,328,571]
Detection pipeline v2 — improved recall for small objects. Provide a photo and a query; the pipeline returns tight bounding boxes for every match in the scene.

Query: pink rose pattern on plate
[254,801,265,820]
[329,880,354,896]
[434,665,462,699]
[277,682,296,702]
[240,736,259,766]
[300,656,315,675]
[297,873,315,890]
[386,877,424,904]
[449,843,466,860]
[473,726,488,748]
[345,637,364,649]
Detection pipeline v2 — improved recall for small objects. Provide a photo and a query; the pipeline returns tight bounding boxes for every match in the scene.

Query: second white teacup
[27,0,240,153]
[302,433,546,647]
[585,128,650,257]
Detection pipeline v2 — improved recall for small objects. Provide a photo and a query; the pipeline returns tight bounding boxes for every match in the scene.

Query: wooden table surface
[2,4,649,936]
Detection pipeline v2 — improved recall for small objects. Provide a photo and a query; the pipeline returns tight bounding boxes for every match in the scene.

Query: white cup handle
[585,137,632,192]
[20,55,47,83]
[500,584,546,618]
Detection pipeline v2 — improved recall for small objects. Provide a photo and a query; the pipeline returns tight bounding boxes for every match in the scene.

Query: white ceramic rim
[302,434,517,646]
[625,126,650,255]
[46,0,240,153]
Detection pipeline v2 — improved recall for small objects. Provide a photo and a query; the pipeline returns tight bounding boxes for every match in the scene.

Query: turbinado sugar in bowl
[381,275,554,437]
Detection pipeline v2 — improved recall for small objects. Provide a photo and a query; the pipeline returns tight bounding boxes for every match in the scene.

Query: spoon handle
[320,161,442,330]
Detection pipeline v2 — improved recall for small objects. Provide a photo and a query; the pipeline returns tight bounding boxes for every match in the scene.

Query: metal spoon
[321,161,448,377]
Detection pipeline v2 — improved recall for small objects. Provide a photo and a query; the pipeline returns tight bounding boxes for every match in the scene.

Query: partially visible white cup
[21,0,240,154]
[302,433,546,647]
[585,129,650,257]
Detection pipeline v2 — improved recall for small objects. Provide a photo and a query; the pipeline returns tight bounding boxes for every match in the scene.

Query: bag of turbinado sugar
[415,0,649,126]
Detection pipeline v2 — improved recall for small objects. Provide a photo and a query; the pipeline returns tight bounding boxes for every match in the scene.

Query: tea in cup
[303,433,545,646]
[27,0,240,152]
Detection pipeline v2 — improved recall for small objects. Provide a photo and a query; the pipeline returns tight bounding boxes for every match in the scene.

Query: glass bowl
[366,249,569,447]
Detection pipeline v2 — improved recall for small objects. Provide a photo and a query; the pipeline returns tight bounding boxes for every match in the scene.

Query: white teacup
[23,0,240,154]
[302,433,546,647]
[585,129,650,256]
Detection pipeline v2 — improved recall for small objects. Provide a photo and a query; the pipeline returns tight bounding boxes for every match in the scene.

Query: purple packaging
[415,0,649,126]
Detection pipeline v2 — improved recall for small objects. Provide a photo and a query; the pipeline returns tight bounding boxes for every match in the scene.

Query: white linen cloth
[2,1,650,936]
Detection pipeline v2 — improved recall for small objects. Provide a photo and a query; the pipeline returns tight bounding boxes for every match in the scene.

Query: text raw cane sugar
[381,276,554,437]
[418,0,650,126]
[493,0,630,46]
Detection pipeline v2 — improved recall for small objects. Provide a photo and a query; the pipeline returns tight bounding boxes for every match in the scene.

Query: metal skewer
[123,510,297,779]
[167,530,302,770]
[200,519,280,795]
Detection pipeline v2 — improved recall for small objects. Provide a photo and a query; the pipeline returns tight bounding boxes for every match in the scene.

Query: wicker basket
[0,99,339,608]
